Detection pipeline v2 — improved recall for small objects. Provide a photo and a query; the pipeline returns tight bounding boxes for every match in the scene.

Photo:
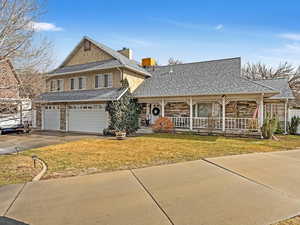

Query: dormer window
[84,40,91,51]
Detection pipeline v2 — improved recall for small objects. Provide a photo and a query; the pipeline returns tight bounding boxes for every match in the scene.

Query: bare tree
[0,0,53,99]
[242,62,295,80]
[168,57,183,65]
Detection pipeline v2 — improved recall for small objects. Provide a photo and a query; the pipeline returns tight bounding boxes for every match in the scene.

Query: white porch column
[161,99,165,117]
[189,97,193,130]
[284,99,288,134]
[259,93,264,127]
[222,96,226,132]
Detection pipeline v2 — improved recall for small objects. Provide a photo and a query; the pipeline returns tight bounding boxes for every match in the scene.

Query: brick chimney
[118,47,133,60]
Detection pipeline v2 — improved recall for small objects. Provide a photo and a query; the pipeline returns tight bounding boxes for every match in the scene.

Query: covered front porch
[138,94,265,135]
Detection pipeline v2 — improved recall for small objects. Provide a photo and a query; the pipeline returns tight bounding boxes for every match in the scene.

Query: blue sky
[37,0,300,68]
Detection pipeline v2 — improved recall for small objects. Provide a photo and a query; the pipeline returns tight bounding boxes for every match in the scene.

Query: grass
[1,133,300,186]
[0,154,41,186]
[273,216,300,225]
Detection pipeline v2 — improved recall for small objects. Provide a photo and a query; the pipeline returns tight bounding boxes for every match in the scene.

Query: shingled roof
[133,57,278,98]
[35,88,127,103]
[48,36,151,77]
[254,78,295,99]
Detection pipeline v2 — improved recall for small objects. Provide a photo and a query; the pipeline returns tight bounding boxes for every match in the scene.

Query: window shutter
[95,75,99,88]
[108,74,113,87]
[70,78,75,90]
[82,77,86,89]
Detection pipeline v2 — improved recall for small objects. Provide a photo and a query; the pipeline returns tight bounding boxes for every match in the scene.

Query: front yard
[1,133,300,186]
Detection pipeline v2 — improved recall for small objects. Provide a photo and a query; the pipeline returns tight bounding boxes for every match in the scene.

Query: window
[193,103,212,117]
[70,78,75,90]
[84,40,91,51]
[50,79,63,92]
[95,74,112,88]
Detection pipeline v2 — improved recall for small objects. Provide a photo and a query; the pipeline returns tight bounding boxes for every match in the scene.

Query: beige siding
[46,69,122,92]
[123,69,145,92]
[64,42,113,66]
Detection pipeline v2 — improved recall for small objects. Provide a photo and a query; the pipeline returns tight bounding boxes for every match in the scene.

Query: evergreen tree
[106,79,140,134]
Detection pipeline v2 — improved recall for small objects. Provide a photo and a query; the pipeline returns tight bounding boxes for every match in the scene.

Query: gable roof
[254,78,295,99]
[49,36,151,77]
[133,57,278,98]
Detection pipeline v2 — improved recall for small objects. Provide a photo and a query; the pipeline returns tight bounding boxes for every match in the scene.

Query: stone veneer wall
[60,104,67,131]
[225,101,257,118]
[165,102,189,117]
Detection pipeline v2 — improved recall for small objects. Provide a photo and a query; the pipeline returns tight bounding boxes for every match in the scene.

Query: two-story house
[35,36,296,135]
[35,36,150,132]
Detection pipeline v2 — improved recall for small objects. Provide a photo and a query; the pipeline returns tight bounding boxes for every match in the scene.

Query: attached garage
[42,105,60,130]
[68,104,108,133]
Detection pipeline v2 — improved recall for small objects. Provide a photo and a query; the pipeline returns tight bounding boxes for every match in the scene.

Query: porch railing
[168,117,259,130]
[169,117,190,129]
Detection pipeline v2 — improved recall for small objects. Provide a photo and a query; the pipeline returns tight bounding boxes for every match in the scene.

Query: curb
[32,158,47,182]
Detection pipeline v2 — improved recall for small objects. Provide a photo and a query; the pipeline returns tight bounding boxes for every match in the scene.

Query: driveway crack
[3,183,26,216]
[130,169,174,225]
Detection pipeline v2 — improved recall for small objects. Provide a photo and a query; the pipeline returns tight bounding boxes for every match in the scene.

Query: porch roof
[133,58,278,98]
[254,78,295,100]
[34,88,127,103]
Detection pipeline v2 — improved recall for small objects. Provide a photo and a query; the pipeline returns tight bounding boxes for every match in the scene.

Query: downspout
[116,67,124,83]
[284,98,288,134]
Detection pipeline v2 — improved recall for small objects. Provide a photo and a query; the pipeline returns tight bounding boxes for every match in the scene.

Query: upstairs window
[95,74,112,88]
[84,40,91,51]
[50,79,63,92]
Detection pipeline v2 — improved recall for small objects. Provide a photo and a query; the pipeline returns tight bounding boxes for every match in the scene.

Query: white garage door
[68,104,108,133]
[43,105,60,130]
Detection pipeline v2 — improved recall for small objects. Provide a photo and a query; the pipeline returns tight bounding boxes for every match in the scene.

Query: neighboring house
[0,58,31,128]
[34,36,296,135]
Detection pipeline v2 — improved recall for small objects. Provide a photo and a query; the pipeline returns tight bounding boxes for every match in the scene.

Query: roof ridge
[254,77,289,81]
[151,57,241,68]
[243,77,278,92]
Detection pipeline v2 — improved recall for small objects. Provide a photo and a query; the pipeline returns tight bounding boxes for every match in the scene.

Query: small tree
[106,79,140,134]
[261,113,278,139]
[288,116,300,135]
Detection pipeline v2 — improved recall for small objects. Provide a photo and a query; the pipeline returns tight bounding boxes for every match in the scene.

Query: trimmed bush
[152,117,174,133]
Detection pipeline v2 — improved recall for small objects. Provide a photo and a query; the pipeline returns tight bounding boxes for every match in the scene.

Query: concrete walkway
[1,150,300,225]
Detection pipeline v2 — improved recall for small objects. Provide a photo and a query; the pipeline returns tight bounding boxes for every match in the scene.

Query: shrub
[261,113,278,139]
[152,117,174,133]
[288,116,300,135]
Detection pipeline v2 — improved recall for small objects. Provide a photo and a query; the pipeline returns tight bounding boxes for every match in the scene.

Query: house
[0,58,32,129]
[34,36,296,136]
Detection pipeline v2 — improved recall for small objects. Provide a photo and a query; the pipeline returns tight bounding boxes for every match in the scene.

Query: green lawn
[1,133,300,186]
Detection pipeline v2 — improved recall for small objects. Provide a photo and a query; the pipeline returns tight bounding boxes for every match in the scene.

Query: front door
[151,104,161,124]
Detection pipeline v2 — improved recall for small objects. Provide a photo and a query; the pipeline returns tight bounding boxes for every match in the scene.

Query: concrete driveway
[1,150,300,225]
[0,131,97,155]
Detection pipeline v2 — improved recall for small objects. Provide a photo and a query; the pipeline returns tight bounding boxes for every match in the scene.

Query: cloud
[278,33,300,41]
[215,24,224,30]
[28,22,63,32]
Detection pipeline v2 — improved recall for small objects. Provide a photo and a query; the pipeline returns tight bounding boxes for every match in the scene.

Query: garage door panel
[43,107,60,131]
[68,105,108,133]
